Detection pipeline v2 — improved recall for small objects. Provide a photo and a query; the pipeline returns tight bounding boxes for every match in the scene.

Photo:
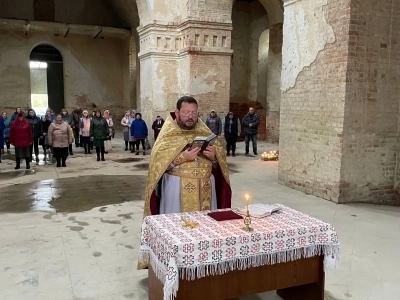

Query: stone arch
[30,44,65,115]
[228,0,283,142]
[228,0,283,26]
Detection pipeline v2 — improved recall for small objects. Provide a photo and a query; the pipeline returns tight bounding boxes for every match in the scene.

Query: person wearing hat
[130,112,148,155]
[206,109,222,136]
[9,112,33,169]
[90,109,109,161]
[151,115,164,141]
[223,112,241,157]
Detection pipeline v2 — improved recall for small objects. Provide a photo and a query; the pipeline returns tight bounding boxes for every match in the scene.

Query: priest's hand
[184,147,200,161]
[203,145,216,161]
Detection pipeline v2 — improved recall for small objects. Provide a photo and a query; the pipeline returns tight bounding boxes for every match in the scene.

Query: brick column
[266,23,282,143]
[137,21,233,122]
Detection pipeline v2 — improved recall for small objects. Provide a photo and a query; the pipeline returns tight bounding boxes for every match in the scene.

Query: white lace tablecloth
[139,204,340,300]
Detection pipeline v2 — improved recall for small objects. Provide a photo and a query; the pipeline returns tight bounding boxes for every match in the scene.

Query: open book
[190,133,218,152]
[236,204,281,218]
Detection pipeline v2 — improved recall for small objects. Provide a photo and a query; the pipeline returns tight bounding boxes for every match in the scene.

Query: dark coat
[224,115,240,138]
[130,119,148,139]
[242,112,260,135]
[151,119,164,140]
[0,118,5,148]
[71,109,83,128]
[9,118,33,148]
[90,116,109,140]
[61,113,72,125]
[26,113,41,138]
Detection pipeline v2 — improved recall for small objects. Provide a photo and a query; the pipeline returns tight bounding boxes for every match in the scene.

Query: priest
[143,96,232,218]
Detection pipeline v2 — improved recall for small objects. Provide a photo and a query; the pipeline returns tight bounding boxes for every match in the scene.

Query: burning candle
[245,194,250,205]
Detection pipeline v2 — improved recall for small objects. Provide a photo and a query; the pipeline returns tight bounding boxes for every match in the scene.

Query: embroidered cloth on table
[138,204,340,300]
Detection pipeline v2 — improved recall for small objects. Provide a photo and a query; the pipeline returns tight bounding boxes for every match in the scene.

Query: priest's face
[175,102,198,130]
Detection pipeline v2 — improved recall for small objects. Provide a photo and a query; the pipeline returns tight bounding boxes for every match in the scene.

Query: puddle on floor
[134,163,149,169]
[0,169,37,180]
[0,175,146,214]
[112,158,145,163]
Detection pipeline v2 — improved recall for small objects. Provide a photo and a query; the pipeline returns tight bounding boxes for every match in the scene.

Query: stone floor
[0,138,399,300]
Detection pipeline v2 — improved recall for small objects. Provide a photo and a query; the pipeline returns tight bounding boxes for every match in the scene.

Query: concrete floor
[0,139,399,300]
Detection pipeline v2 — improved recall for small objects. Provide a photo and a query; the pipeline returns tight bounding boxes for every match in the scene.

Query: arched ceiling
[234,0,283,25]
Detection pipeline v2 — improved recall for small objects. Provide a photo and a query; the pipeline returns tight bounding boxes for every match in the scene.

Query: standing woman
[1,112,11,155]
[61,108,74,155]
[48,114,72,167]
[79,110,91,154]
[103,110,113,153]
[90,109,109,162]
[223,112,241,157]
[39,115,52,163]
[128,110,136,152]
[130,112,148,156]
[9,112,32,169]
[26,109,41,164]
[120,111,130,151]
[0,115,4,162]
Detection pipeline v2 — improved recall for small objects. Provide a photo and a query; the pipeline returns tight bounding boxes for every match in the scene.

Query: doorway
[30,45,64,116]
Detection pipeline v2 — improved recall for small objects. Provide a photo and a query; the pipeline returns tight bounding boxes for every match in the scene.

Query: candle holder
[242,207,253,232]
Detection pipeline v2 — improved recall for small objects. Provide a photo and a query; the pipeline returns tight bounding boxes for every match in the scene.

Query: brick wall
[340,0,400,204]
[278,0,350,202]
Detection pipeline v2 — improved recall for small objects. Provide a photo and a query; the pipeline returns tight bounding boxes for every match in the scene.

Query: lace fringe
[139,244,340,300]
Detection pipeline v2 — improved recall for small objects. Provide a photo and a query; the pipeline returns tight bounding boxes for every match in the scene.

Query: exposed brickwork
[278,0,351,202]
[340,0,400,204]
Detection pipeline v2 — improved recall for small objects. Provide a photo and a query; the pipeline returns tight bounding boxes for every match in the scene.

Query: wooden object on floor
[148,255,324,300]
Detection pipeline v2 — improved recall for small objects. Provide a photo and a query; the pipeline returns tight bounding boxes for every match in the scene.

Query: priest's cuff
[172,152,188,166]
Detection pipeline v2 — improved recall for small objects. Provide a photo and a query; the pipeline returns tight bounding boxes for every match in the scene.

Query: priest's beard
[176,115,197,130]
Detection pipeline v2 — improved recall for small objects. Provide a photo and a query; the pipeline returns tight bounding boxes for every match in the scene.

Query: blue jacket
[2,118,11,138]
[0,118,5,147]
[130,119,148,139]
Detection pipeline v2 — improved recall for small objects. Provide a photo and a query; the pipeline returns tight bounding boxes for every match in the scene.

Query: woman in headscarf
[9,112,32,169]
[120,110,130,151]
[1,112,11,155]
[48,114,72,167]
[26,108,41,164]
[130,112,148,156]
[39,115,52,163]
[79,110,92,154]
[61,108,74,155]
[103,110,113,153]
[128,110,136,153]
[0,114,4,163]
[90,109,109,161]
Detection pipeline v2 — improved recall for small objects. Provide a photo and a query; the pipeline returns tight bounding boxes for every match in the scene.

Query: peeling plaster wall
[0,32,130,118]
[281,0,335,91]
[340,0,400,204]
[189,54,231,120]
[139,56,180,123]
[278,0,349,202]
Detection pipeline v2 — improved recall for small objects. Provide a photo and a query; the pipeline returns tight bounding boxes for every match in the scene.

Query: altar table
[139,205,340,300]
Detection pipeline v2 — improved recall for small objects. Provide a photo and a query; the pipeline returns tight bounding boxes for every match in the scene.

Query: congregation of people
[1,104,261,169]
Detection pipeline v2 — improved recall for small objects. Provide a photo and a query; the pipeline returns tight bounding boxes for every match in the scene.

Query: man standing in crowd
[151,115,164,141]
[242,107,260,155]
[206,109,222,136]
[223,112,241,157]
[72,106,83,147]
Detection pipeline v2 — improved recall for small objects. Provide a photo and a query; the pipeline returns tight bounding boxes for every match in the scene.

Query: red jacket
[9,118,33,148]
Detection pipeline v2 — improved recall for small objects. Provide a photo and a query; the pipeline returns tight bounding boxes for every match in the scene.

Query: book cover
[190,133,218,152]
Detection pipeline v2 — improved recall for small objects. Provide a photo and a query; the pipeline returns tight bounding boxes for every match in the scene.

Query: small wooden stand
[148,255,324,300]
